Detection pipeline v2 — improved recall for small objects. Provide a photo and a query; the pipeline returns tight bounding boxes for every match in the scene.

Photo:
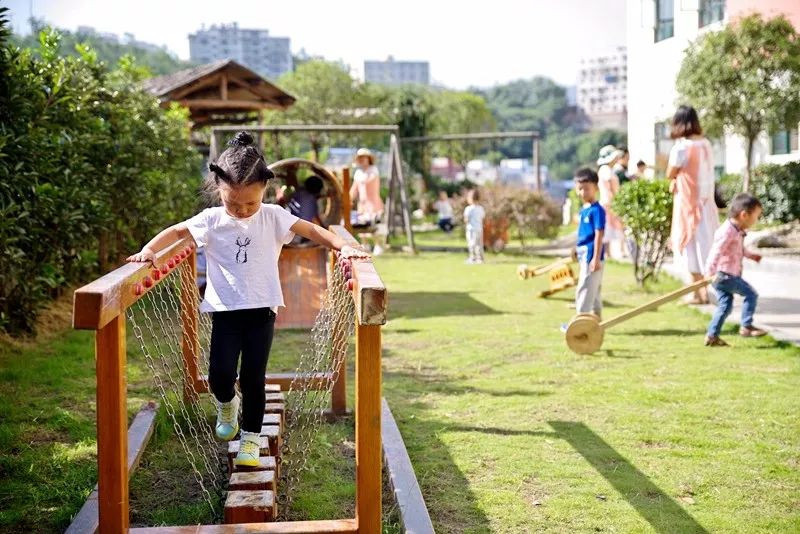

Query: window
[699,0,725,27]
[771,129,799,155]
[655,0,674,42]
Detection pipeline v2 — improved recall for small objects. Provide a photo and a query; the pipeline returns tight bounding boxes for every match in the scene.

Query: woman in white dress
[666,105,719,304]
[350,148,384,224]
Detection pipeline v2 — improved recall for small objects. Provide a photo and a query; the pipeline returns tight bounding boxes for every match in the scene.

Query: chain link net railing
[125,251,355,523]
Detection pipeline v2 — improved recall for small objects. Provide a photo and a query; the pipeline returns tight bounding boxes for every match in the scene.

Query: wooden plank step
[228,470,276,491]
[265,392,285,403]
[230,455,276,474]
[224,490,276,523]
[265,383,281,393]
[262,413,281,428]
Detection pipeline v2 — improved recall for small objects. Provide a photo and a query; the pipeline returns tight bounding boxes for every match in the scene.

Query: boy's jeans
[707,272,758,337]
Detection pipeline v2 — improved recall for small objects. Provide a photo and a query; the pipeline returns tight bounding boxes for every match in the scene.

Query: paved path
[663,255,800,345]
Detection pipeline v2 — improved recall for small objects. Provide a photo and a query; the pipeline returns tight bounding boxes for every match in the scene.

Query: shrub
[0,12,201,334]
[612,179,673,285]
[751,162,800,223]
[452,184,561,248]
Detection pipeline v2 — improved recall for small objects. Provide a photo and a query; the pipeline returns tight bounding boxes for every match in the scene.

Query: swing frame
[72,225,386,534]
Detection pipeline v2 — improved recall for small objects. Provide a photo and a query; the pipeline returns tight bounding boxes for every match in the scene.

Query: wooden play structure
[517,250,578,298]
[564,278,712,354]
[72,225,387,532]
[268,158,344,329]
[210,124,416,253]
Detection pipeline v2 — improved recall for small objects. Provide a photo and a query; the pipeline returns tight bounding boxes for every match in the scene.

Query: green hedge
[752,162,800,223]
[0,10,202,334]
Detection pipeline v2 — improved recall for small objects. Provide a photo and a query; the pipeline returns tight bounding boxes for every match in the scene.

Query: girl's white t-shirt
[434,199,454,219]
[185,204,299,313]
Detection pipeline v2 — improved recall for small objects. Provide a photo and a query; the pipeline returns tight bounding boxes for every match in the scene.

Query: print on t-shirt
[235,235,251,264]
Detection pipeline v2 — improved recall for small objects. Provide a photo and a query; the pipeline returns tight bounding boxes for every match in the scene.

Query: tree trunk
[743,135,755,192]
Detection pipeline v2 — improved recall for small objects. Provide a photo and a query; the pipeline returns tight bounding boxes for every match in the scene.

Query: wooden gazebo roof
[143,59,296,128]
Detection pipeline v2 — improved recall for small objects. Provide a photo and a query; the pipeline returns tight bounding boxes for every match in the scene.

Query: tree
[428,90,496,178]
[676,14,800,191]
[270,60,371,160]
[475,77,588,158]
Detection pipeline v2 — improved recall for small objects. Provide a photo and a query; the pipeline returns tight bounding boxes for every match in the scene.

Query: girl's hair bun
[228,131,255,147]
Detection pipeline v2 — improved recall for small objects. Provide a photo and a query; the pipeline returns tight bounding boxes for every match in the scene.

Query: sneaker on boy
[215,395,240,441]
[234,431,261,467]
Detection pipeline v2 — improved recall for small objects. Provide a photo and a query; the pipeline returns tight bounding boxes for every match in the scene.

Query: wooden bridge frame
[72,225,386,534]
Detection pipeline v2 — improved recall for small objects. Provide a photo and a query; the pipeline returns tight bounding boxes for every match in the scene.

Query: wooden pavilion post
[95,314,129,533]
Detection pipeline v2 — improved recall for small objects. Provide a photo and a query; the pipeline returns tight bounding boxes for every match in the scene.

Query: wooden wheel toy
[564,278,712,354]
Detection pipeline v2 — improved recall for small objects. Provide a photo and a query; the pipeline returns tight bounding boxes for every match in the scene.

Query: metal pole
[533,136,541,192]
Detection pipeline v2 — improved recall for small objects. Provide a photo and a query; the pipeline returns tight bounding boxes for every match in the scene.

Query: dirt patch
[0,288,77,347]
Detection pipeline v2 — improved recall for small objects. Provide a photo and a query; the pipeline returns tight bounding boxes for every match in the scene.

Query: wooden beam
[65,402,159,534]
[177,99,275,110]
[330,226,387,326]
[400,130,540,143]
[212,124,400,134]
[195,372,333,393]
[220,72,228,101]
[380,398,434,534]
[95,315,128,534]
[169,73,222,100]
[355,324,382,533]
[128,519,358,533]
[73,237,195,330]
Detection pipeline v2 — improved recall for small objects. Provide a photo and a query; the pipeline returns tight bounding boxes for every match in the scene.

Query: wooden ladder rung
[228,470,276,491]
[224,490,276,523]
[230,455,277,474]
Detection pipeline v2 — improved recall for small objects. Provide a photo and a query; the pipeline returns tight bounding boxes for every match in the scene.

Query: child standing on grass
[563,168,605,330]
[463,189,485,264]
[704,193,766,346]
[127,131,365,467]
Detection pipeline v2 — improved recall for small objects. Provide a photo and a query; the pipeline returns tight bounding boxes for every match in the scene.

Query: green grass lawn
[0,251,798,533]
[374,252,800,533]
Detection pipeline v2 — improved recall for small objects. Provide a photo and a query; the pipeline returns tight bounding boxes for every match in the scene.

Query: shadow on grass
[384,366,553,399]
[389,292,500,319]
[548,421,709,534]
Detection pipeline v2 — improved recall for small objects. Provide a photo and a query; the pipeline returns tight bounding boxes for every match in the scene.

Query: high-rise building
[364,56,430,86]
[626,0,800,172]
[577,46,628,131]
[188,23,292,81]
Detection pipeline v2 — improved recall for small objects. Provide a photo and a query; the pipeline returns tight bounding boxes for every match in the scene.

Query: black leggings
[209,307,275,433]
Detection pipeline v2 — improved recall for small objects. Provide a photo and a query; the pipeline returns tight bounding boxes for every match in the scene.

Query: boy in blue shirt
[573,168,606,318]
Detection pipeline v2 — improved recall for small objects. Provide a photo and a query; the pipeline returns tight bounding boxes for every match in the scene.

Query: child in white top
[127,132,364,467]
[463,189,485,264]
[434,190,454,233]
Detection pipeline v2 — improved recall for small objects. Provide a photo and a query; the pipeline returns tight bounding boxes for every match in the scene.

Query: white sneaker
[215,395,240,441]
[234,431,261,467]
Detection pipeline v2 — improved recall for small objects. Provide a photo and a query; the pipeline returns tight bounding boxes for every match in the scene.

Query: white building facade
[626,0,800,174]
[189,23,292,81]
[364,56,430,86]
[577,46,628,131]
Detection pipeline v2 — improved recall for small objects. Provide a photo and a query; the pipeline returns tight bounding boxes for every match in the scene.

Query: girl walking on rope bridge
[127,131,366,467]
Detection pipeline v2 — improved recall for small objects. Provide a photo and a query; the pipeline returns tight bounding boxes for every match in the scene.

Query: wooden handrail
[73,237,196,330]
[330,225,387,326]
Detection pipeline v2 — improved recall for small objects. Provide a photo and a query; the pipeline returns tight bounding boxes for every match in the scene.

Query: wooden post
[342,167,352,234]
[181,249,200,403]
[355,322,381,533]
[533,135,541,192]
[391,135,416,253]
[220,72,228,101]
[95,315,129,533]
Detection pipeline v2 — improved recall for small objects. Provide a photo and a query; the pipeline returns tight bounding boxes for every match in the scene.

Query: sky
[7,0,626,89]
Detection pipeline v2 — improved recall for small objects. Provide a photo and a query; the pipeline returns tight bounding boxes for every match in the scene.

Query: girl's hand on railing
[341,244,371,260]
[126,248,156,266]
